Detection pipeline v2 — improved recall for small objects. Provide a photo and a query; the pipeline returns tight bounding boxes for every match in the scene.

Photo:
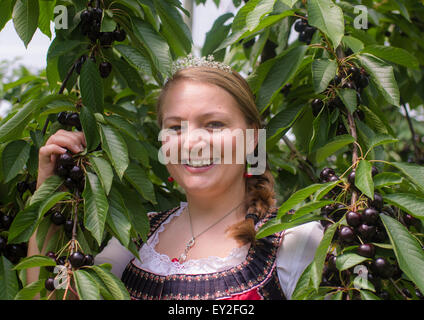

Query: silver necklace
[177,201,244,263]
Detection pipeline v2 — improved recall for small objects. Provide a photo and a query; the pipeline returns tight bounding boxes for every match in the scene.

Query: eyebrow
[163,111,229,123]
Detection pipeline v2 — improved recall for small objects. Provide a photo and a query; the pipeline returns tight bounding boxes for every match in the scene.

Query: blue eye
[207,121,224,128]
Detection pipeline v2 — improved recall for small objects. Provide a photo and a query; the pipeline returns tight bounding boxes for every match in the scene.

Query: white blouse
[94,201,324,300]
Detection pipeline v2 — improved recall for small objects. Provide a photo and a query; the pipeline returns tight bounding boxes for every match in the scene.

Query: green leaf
[38,0,55,39]
[80,59,104,114]
[389,162,424,192]
[314,134,354,164]
[266,103,305,145]
[342,35,364,53]
[307,0,344,48]
[7,203,40,244]
[335,253,369,271]
[14,279,45,300]
[80,107,101,152]
[73,269,101,300]
[89,265,130,300]
[337,88,357,113]
[360,45,419,69]
[114,44,152,76]
[88,156,114,195]
[107,187,132,247]
[291,263,315,300]
[380,214,424,293]
[153,0,192,56]
[357,53,400,107]
[2,139,30,182]
[29,175,63,205]
[124,162,157,204]
[355,160,374,199]
[383,193,424,221]
[257,45,308,111]
[245,0,276,31]
[100,124,129,180]
[311,222,339,290]
[12,0,39,47]
[0,256,19,300]
[312,59,338,93]
[367,134,398,152]
[202,13,232,57]
[38,192,71,219]
[0,0,13,32]
[82,172,109,246]
[277,184,325,218]
[13,255,56,270]
[360,290,380,300]
[373,172,402,188]
[132,17,172,76]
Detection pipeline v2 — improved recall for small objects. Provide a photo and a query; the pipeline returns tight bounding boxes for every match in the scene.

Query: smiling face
[159,79,257,197]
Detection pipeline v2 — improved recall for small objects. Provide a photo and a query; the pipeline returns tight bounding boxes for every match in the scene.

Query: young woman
[31,57,323,300]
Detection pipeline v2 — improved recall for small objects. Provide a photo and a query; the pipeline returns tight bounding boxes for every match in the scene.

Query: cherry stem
[389,278,409,300]
[70,190,80,255]
[347,111,359,209]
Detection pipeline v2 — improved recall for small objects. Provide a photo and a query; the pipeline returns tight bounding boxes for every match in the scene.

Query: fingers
[38,144,68,166]
[45,129,86,154]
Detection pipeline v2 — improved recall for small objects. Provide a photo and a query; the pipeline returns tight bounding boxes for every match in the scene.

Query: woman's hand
[37,129,86,189]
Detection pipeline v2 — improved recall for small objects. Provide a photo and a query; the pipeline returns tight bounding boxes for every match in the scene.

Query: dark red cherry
[55,164,68,178]
[84,254,94,266]
[320,167,335,182]
[368,192,384,210]
[50,211,66,225]
[69,166,84,182]
[346,211,362,227]
[356,223,376,241]
[357,243,375,258]
[371,257,393,279]
[99,62,112,78]
[339,226,356,243]
[362,208,379,225]
[113,28,126,42]
[57,152,74,169]
[45,277,56,291]
[348,170,356,185]
[57,112,68,125]
[69,252,85,268]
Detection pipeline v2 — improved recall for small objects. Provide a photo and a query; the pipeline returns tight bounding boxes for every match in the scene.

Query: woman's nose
[180,123,211,158]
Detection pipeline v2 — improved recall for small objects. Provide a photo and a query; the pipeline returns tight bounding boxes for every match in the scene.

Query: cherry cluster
[311,65,370,118]
[294,18,317,44]
[57,111,82,131]
[54,151,85,194]
[78,1,126,79]
[44,250,94,291]
[318,165,423,299]
[0,205,27,264]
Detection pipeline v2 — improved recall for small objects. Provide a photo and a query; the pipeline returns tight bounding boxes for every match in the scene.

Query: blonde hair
[156,66,276,245]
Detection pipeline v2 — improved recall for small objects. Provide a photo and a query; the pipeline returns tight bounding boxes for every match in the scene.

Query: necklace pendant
[178,253,187,263]
[186,237,195,249]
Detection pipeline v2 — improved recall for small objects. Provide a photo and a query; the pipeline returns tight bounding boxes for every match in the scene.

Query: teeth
[183,158,218,167]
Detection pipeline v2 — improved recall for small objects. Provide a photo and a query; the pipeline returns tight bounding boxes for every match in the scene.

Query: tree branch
[282,136,318,183]
[402,103,421,162]
[347,111,358,208]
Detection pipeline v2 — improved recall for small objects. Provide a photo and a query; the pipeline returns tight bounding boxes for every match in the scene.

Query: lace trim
[133,201,250,275]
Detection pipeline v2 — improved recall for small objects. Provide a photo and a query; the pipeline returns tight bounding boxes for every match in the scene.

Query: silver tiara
[170,53,233,75]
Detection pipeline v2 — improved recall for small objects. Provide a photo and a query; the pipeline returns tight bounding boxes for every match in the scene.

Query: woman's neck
[185,176,246,228]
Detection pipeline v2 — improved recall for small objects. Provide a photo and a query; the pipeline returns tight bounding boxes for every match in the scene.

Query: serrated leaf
[357,53,400,107]
[38,0,55,39]
[89,265,130,300]
[82,172,109,246]
[13,255,56,270]
[12,0,39,47]
[389,162,424,193]
[106,187,132,247]
[373,172,402,188]
[367,134,398,152]
[0,256,19,300]
[80,107,101,152]
[312,59,338,93]
[14,279,45,300]
[335,253,369,271]
[355,160,374,199]
[100,124,129,179]
[0,0,13,32]
[7,203,40,244]
[380,214,424,294]
[337,88,357,113]
[29,175,63,205]
[88,156,113,195]
[360,45,419,69]
[80,59,104,114]
[114,44,152,76]
[383,193,424,221]
[124,162,157,204]
[2,139,30,182]
[314,134,354,164]
[307,0,344,48]
[73,269,101,300]
[257,45,308,111]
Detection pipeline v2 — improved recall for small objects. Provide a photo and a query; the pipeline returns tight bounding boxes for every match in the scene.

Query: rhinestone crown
[170,53,233,76]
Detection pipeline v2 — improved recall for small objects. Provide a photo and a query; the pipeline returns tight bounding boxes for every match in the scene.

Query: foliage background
[0,0,423,300]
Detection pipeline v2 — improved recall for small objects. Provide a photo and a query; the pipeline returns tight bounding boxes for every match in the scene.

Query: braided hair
[156,65,277,246]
